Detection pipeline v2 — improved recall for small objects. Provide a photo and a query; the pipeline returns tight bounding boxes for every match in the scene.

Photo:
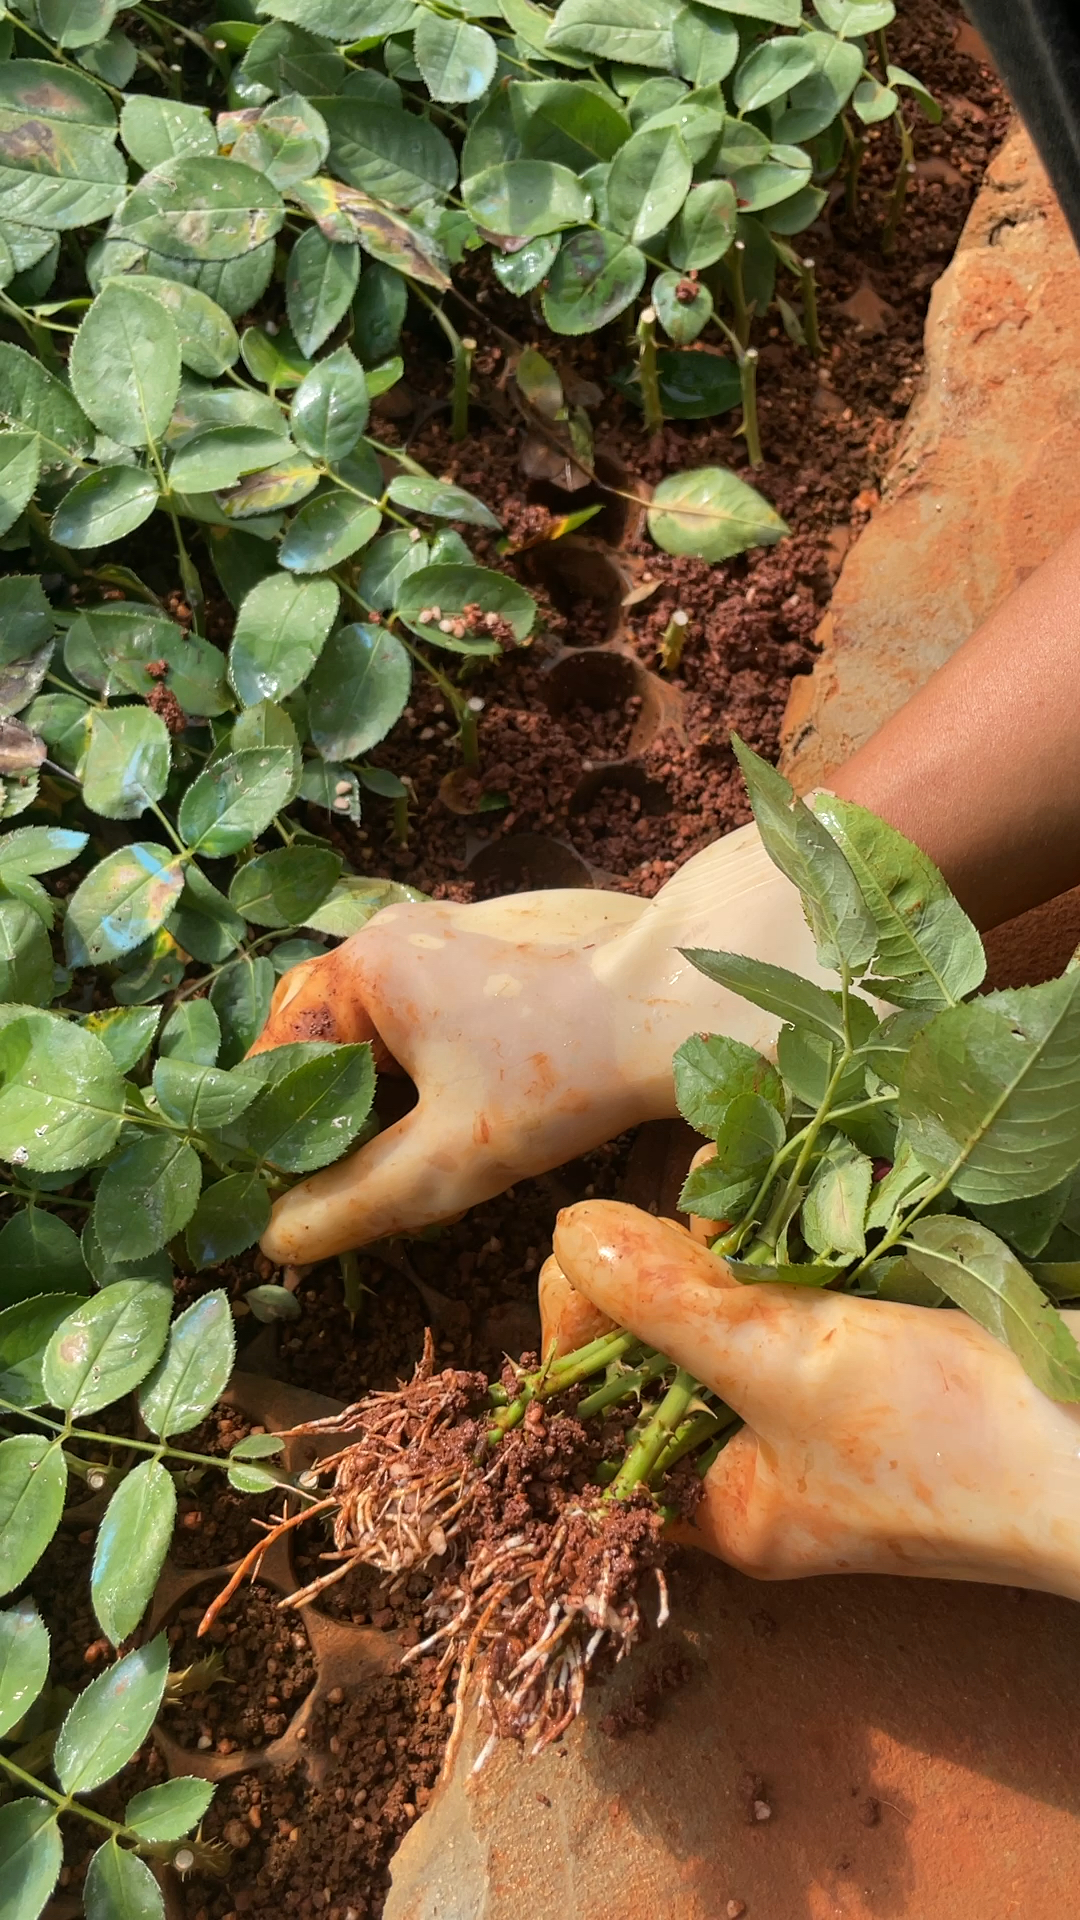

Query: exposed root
[225,1334,673,1762]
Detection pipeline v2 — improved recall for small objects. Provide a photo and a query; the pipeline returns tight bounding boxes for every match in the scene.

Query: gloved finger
[552,1198,862,1437]
[685,1141,718,1246]
[260,1103,510,1264]
[537,1253,614,1358]
[247,942,401,1073]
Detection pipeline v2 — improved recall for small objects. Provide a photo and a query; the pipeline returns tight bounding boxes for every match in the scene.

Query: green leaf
[186,1172,271,1268]
[814,0,892,32]
[228,847,341,929]
[304,872,427,936]
[80,1219,172,1291]
[64,842,184,966]
[168,425,295,494]
[607,124,692,245]
[53,1633,169,1793]
[0,85,125,234]
[712,1088,785,1178]
[351,259,408,364]
[683,947,847,1042]
[546,0,681,67]
[113,157,286,262]
[91,1459,176,1646]
[51,466,159,549]
[124,1778,214,1845]
[228,573,339,708]
[414,11,497,102]
[211,953,275,1067]
[165,866,246,966]
[671,5,740,86]
[716,0,799,21]
[801,1133,872,1258]
[0,1799,62,1920]
[972,1180,1073,1261]
[0,1008,125,1169]
[396,563,536,648]
[39,0,118,47]
[0,900,53,1007]
[157,1000,219,1068]
[773,31,862,140]
[900,975,1080,1205]
[513,79,631,167]
[542,228,646,334]
[151,1057,258,1133]
[678,1156,758,1223]
[733,738,875,975]
[0,1436,66,1595]
[776,988,878,1108]
[727,1257,843,1285]
[651,271,713,345]
[238,1044,376,1172]
[0,1294,88,1412]
[290,346,369,464]
[812,794,986,1009]
[307,622,411,760]
[178,747,296,858]
[286,226,360,358]
[63,603,230,715]
[728,143,813,213]
[93,1136,202,1260]
[111,929,187,1005]
[42,1281,172,1415]
[615,346,740,418]
[138,1290,235,1438]
[0,823,85,927]
[463,160,590,240]
[0,1598,48,1738]
[0,341,92,464]
[80,706,171,822]
[0,433,40,540]
[321,99,457,211]
[231,93,331,190]
[0,581,54,672]
[80,1006,159,1075]
[278,491,381,573]
[906,1215,1080,1401]
[0,1208,89,1308]
[220,455,320,520]
[357,530,429,610]
[733,34,817,111]
[69,286,181,449]
[886,63,942,123]
[647,465,788,561]
[386,475,499,528]
[852,75,898,124]
[119,97,217,169]
[673,1031,784,1138]
[84,1838,164,1920]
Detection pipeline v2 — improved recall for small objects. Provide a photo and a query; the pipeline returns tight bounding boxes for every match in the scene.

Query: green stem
[797,256,821,355]
[660,610,689,672]
[0,1397,310,1481]
[412,286,472,439]
[488,1330,639,1442]
[882,113,916,257]
[650,1404,732,1480]
[576,1349,671,1418]
[609,1368,698,1499]
[636,306,663,435]
[729,242,752,350]
[738,347,762,468]
[843,115,865,220]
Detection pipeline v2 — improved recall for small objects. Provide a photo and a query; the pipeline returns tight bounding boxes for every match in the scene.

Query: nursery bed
[22,6,1010,1916]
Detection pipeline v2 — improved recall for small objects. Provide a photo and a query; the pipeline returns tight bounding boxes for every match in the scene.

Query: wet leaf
[238,1043,376,1173]
[40,0,120,47]
[492,232,561,294]
[119,96,216,168]
[53,1633,169,1793]
[81,706,171,821]
[673,1031,784,1138]
[608,124,692,245]
[178,747,296,857]
[93,1134,203,1260]
[290,345,369,464]
[733,33,817,111]
[91,1459,176,1646]
[900,974,1080,1204]
[211,954,275,1067]
[616,345,740,418]
[542,228,646,333]
[464,160,590,239]
[907,1215,1080,1401]
[64,602,229,715]
[220,454,320,519]
[651,271,713,345]
[228,846,341,929]
[396,562,535,648]
[0,84,125,233]
[814,0,892,32]
[42,1280,171,1419]
[671,5,740,85]
[277,490,381,574]
[414,12,497,103]
[111,929,187,1005]
[320,99,457,212]
[358,529,430,610]
[0,1797,62,1920]
[0,1207,89,1307]
[231,93,330,190]
[0,579,54,671]
[139,1290,235,1438]
[69,285,181,448]
[124,1777,214,1845]
[64,842,184,966]
[0,1598,49,1739]
[0,1008,125,1169]
[0,341,93,463]
[286,226,360,358]
[386,475,500,528]
[157,1001,221,1071]
[0,1436,67,1594]
[186,1171,271,1268]
[0,433,40,540]
[0,899,54,1007]
[307,622,411,760]
[0,1293,87,1412]
[305,873,427,937]
[84,1837,165,1920]
[228,573,339,709]
[647,465,788,561]
[292,178,450,290]
[113,156,285,262]
[546,0,681,68]
[80,1005,159,1074]
[169,425,296,494]
[51,465,159,549]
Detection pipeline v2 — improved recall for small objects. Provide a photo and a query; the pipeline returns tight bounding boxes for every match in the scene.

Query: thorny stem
[0,1395,311,1485]
[882,113,916,257]
[610,1369,699,1500]
[636,307,664,436]
[0,1754,141,1843]
[488,1330,640,1440]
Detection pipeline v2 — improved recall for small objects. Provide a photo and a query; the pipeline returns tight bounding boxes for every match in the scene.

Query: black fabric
[963,0,1080,247]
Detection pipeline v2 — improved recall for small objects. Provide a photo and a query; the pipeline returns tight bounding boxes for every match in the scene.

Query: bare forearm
[829,524,1080,930]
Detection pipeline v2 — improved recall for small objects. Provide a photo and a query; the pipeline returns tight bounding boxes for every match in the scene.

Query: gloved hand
[548,1200,1080,1602]
[257,822,829,1265]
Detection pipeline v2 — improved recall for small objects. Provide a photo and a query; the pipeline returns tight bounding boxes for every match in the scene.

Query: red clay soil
[20,9,1012,1919]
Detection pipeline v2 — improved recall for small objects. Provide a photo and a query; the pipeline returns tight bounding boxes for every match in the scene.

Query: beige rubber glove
[257,823,828,1264]
[549,1200,1080,1602]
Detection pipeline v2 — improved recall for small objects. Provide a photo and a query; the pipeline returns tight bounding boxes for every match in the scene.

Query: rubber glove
[549,1200,1080,1602]
[257,822,828,1264]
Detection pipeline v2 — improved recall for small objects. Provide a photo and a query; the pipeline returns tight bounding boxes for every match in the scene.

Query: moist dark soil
[14,8,1008,1918]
